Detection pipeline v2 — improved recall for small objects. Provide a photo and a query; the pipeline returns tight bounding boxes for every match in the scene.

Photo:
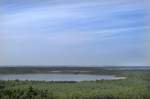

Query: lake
[0,74,126,81]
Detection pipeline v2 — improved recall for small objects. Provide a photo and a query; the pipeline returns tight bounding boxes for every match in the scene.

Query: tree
[27,86,37,99]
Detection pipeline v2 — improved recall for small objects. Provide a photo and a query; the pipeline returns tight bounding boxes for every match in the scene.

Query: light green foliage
[0,71,150,99]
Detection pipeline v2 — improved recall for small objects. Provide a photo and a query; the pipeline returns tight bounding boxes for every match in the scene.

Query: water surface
[0,74,125,81]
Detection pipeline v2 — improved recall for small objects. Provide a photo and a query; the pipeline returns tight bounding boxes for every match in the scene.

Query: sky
[0,0,150,66]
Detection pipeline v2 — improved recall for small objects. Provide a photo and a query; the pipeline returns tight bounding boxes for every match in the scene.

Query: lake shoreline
[0,70,149,99]
[0,74,126,81]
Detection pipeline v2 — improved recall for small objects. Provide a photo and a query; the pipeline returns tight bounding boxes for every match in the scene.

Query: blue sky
[0,0,149,66]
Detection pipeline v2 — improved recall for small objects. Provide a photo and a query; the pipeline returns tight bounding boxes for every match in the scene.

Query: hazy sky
[0,0,149,66]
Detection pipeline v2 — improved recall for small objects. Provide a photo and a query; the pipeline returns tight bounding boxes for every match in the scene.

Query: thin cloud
[0,0,149,66]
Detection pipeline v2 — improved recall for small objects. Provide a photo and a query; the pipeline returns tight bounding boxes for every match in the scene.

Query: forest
[0,67,150,99]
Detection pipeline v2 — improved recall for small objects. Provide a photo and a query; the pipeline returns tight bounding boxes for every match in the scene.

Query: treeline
[0,70,150,99]
[0,67,124,75]
[0,86,53,99]
[0,85,149,99]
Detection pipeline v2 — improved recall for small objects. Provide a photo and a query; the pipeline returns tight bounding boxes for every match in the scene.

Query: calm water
[0,74,125,81]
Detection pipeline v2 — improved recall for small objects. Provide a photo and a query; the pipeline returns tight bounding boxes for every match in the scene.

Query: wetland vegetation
[0,66,150,99]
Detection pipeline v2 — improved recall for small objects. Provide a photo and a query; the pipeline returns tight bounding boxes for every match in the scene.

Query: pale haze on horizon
[0,0,150,66]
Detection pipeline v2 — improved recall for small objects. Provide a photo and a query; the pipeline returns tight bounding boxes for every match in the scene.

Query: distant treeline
[0,66,149,74]
[0,70,150,99]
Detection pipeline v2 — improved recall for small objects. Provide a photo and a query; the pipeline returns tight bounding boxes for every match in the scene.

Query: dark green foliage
[0,70,150,99]
[0,85,5,89]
